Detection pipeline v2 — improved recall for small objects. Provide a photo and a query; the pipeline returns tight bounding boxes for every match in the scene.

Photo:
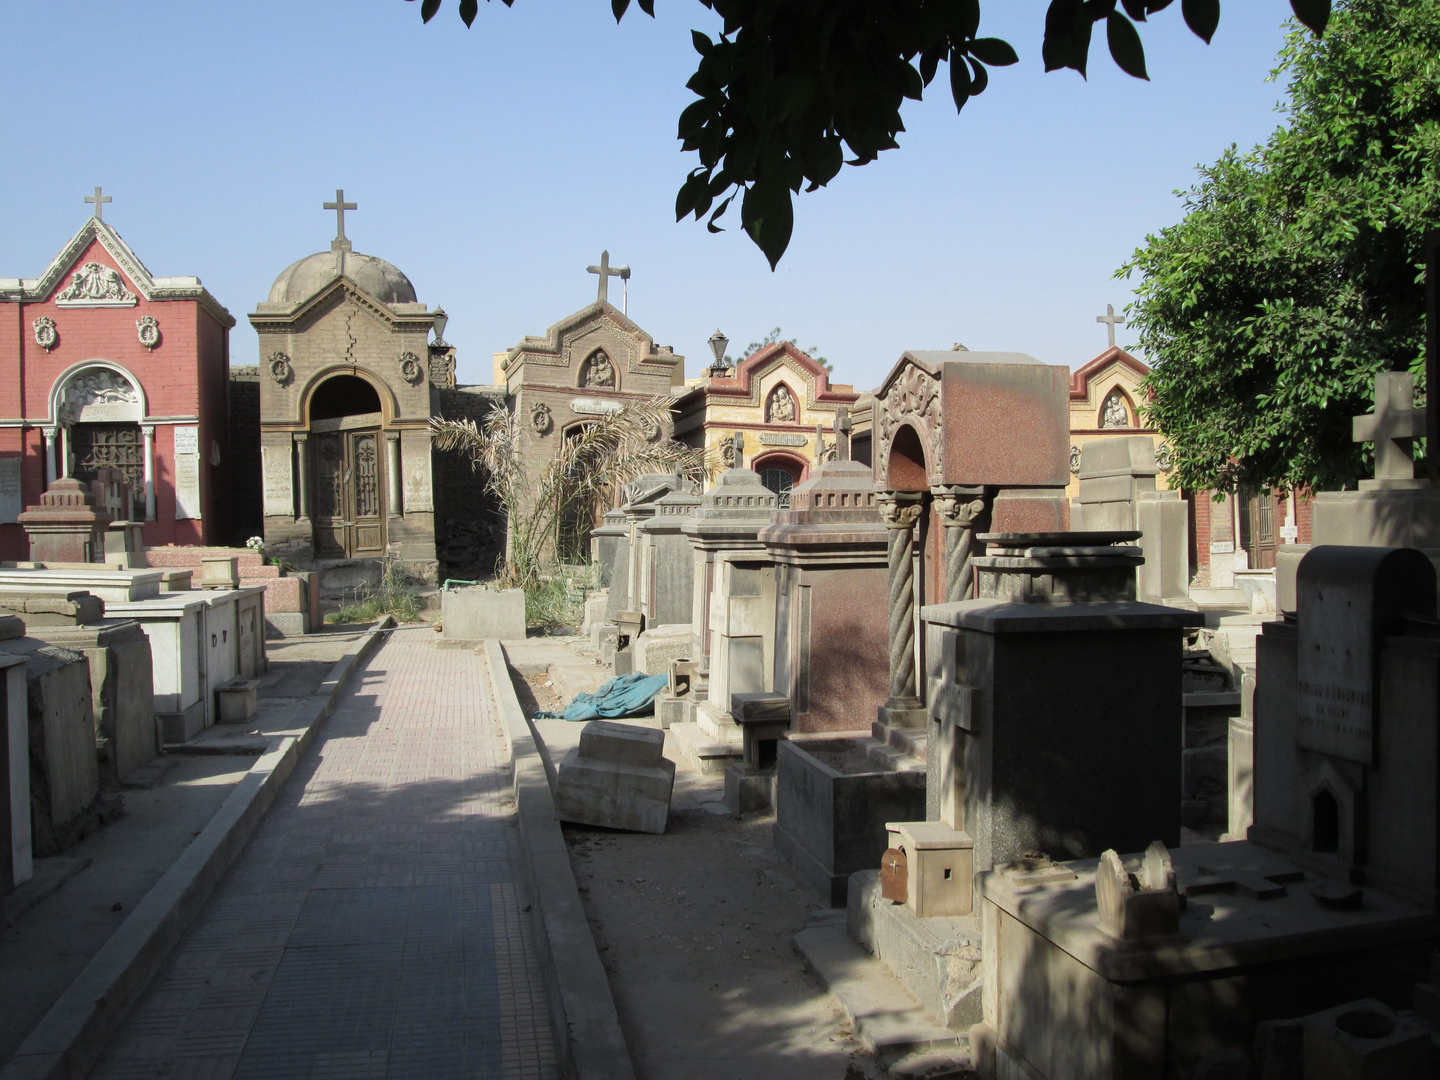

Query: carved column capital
[877,491,923,530]
[140,424,155,438]
[932,486,986,529]
[293,431,308,445]
[384,430,400,443]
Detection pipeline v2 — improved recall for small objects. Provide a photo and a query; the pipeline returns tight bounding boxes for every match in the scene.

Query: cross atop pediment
[1353,371,1427,485]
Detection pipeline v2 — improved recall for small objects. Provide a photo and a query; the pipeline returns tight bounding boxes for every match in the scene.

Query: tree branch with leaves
[410,0,1330,267]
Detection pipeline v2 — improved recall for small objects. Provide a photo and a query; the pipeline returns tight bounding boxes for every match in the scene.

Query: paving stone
[88,627,559,1080]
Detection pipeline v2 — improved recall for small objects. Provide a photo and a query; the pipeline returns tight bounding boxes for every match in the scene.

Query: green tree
[412,0,1329,266]
[729,326,831,371]
[1120,0,1440,495]
[430,399,707,592]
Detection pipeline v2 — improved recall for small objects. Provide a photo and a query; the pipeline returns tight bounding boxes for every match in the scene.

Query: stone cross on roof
[1354,371,1428,484]
[324,189,357,252]
[1097,304,1126,349]
[85,186,112,222]
[587,250,630,305]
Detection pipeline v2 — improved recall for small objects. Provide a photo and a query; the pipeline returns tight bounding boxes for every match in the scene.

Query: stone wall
[228,365,262,544]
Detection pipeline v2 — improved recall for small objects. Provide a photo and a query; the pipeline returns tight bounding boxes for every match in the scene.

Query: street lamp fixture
[707,329,730,376]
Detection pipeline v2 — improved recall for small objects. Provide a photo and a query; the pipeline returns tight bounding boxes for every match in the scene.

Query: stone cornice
[248,277,434,331]
[0,216,235,328]
[503,300,683,376]
[699,341,856,412]
[1069,345,1150,402]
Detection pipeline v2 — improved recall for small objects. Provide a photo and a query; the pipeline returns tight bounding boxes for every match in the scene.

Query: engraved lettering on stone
[0,458,21,524]
[759,432,807,447]
[136,315,160,351]
[174,452,202,520]
[570,397,624,416]
[33,316,57,351]
[55,261,137,306]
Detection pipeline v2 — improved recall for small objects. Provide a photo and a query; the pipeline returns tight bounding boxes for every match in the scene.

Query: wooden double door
[312,428,385,558]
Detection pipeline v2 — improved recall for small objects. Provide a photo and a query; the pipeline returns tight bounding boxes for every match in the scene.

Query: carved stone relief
[1100,388,1130,429]
[766,384,797,423]
[530,402,553,435]
[55,262,137,306]
[137,315,160,351]
[877,362,943,480]
[268,352,294,386]
[33,316,57,352]
[580,350,616,389]
[1070,446,1081,475]
[398,351,423,385]
[59,367,142,423]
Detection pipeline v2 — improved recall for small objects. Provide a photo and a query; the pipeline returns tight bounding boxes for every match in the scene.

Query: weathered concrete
[442,584,526,642]
[554,720,676,835]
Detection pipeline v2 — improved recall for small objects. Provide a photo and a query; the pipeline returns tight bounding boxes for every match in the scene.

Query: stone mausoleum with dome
[247,191,451,581]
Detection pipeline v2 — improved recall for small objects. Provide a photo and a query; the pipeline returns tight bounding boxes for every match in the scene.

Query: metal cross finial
[1097,304,1126,349]
[85,186,112,222]
[587,250,630,305]
[324,189,357,251]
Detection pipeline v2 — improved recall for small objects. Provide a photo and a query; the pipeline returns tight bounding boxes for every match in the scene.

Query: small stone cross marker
[324,189,357,250]
[85,186,112,222]
[587,250,630,305]
[834,406,852,462]
[1097,304,1126,349]
[1353,371,1427,482]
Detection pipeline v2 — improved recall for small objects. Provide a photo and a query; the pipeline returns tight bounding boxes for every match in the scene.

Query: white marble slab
[0,568,164,602]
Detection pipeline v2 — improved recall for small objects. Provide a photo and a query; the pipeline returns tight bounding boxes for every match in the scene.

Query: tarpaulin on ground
[532,672,670,722]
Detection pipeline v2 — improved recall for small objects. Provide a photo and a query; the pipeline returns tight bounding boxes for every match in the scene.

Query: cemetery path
[89,627,558,1080]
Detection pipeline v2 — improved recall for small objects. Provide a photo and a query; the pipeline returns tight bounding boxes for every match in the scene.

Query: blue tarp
[532,672,670,722]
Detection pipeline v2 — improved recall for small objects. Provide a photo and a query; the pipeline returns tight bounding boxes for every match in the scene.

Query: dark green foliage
[410,0,1328,266]
[1120,0,1440,493]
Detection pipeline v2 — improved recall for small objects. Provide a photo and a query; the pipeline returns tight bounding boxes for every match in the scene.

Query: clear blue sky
[0,1,1297,392]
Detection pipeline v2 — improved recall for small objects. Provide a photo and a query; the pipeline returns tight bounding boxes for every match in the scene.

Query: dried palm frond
[430,398,708,589]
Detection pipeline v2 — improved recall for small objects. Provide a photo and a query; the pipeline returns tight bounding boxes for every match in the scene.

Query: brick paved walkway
[90,629,558,1080]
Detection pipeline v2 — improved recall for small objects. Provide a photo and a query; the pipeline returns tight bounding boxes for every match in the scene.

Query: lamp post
[431,307,449,346]
[706,329,730,377]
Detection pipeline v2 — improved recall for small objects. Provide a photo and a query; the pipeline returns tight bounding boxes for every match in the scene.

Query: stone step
[669,721,741,775]
[864,740,927,774]
[794,916,969,1065]
[873,720,928,760]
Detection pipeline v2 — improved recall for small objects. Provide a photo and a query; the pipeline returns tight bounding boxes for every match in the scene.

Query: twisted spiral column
[878,492,924,712]
[934,488,988,604]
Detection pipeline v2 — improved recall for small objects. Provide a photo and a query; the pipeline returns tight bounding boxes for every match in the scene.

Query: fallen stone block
[554,720,675,834]
[442,586,525,642]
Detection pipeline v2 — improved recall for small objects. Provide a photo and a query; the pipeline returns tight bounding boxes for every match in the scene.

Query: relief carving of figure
[67,369,139,407]
[767,385,796,423]
[582,350,616,388]
[56,262,136,304]
[1100,390,1130,429]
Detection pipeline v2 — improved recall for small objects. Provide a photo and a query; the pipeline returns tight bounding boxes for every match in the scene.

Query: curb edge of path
[0,615,397,1080]
[484,640,637,1080]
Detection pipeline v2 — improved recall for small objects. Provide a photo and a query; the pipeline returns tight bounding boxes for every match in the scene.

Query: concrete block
[655,692,685,730]
[1303,999,1430,1080]
[198,556,239,589]
[723,762,774,815]
[554,721,675,834]
[442,586,525,642]
[217,677,260,722]
[632,623,691,677]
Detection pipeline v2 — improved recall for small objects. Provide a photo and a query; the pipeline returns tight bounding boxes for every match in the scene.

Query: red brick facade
[0,216,235,560]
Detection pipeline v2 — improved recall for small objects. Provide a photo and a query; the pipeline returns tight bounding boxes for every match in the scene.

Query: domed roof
[267,249,417,306]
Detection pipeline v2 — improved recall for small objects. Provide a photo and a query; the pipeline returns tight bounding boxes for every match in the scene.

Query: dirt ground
[514,670,881,1080]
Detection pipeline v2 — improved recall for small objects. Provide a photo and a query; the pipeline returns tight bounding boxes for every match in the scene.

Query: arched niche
[885,422,929,493]
[49,360,147,424]
[578,349,618,391]
[298,366,398,428]
[1099,386,1135,429]
[765,383,798,424]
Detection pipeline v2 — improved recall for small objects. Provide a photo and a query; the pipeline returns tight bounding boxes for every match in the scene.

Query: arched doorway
[52,363,147,520]
[754,454,802,509]
[308,374,386,559]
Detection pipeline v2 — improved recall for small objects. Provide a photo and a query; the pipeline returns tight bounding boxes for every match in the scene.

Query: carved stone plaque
[571,397,624,416]
[174,453,202,520]
[0,457,20,524]
[759,432,807,447]
[172,426,199,456]
[262,445,294,517]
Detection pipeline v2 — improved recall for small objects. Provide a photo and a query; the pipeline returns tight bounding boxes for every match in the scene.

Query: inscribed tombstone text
[262,445,294,517]
[0,458,20,524]
[173,426,199,456]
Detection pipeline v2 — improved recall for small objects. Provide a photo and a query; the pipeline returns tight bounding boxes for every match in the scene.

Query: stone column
[933,486,986,603]
[877,491,925,726]
[385,432,402,516]
[141,425,156,521]
[41,428,57,488]
[293,433,310,521]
